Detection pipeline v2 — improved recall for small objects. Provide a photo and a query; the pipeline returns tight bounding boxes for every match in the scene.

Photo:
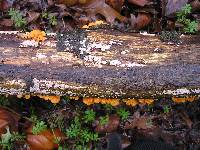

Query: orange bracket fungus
[18,30,46,42]
[38,95,61,104]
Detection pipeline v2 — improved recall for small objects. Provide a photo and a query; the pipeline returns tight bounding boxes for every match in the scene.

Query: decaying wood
[0,29,200,98]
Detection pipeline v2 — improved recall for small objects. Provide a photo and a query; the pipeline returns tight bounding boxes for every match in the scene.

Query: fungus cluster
[20,30,46,42]
[38,95,60,103]
[172,96,196,103]
[124,98,154,106]
[82,97,155,106]
[83,97,120,106]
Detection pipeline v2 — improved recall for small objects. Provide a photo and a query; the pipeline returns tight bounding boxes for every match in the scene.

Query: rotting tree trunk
[0,29,200,99]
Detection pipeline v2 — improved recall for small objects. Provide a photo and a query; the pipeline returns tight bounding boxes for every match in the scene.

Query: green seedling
[50,15,57,26]
[66,116,99,148]
[163,105,171,114]
[146,118,153,127]
[0,96,10,106]
[99,115,109,126]
[66,117,81,138]
[8,8,26,28]
[83,109,96,123]
[42,12,48,19]
[176,4,198,33]
[32,120,47,135]
[80,129,98,144]
[41,11,57,26]
[0,127,25,150]
[116,108,130,121]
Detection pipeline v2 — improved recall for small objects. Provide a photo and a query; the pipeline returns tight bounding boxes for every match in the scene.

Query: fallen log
[0,29,200,99]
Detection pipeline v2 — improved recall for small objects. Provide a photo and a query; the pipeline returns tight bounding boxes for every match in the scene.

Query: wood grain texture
[0,29,200,98]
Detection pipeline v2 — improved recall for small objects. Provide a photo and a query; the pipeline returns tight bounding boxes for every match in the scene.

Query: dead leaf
[95,114,120,133]
[55,0,79,6]
[124,112,155,130]
[0,107,20,134]
[105,0,124,12]
[0,19,13,27]
[179,111,193,128]
[128,0,150,7]
[82,0,127,24]
[26,127,65,150]
[47,0,54,6]
[55,0,90,6]
[165,0,188,16]
[190,0,200,11]
[0,0,14,11]
[27,11,40,23]
[130,13,151,29]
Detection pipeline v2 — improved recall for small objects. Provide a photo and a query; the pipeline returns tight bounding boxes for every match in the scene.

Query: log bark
[0,29,200,98]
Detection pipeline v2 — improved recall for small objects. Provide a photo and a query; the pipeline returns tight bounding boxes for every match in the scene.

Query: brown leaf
[165,0,188,16]
[130,13,151,30]
[55,0,79,6]
[0,19,13,27]
[27,11,40,23]
[55,0,89,6]
[95,114,120,133]
[124,112,155,130]
[0,0,14,11]
[47,0,54,6]
[128,0,150,7]
[0,107,20,134]
[179,111,193,129]
[82,0,127,24]
[190,0,200,11]
[27,127,65,150]
[105,0,124,12]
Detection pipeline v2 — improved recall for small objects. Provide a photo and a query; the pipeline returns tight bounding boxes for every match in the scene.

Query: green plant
[83,109,96,123]
[99,115,109,126]
[163,105,171,114]
[0,96,10,106]
[103,104,113,111]
[75,144,90,150]
[52,129,64,150]
[0,127,25,150]
[66,117,81,138]
[80,129,98,144]
[65,116,99,148]
[146,118,153,127]
[32,120,47,135]
[42,12,48,19]
[41,11,57,26]
[176,4,198,33]
[116,108,130,121]
[50,15,57,26]
[8,8,26,28]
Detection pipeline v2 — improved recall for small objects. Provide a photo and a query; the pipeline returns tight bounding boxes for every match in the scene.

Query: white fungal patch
[140,31,155,36]
[0,31,19,35]
[19,40,39,47]
[162,88,200,95]
[79,36,123,55]
[0,79,26,95]
[42,41,56,47]
[31,53,49,64]
[110,60,122,66]
[125,62,146,67]
[30,78,87,95]
[84,55,102,64]
[36,53,47,59]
